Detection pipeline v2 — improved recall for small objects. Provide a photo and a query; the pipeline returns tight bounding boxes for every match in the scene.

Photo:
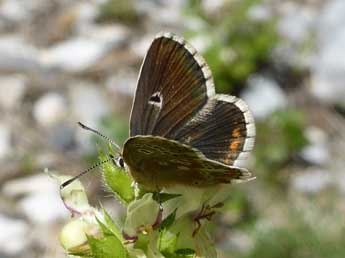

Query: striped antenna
[78,122,121,151]
[60,155,115,189]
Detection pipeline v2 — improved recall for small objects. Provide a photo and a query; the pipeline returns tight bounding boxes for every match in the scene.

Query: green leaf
[87,234,129,258]
[159,209,177,231]
[152,193,182,204]
[101,152,135,204]
[101,208,124,241]
[159,231,179,256]
[96,217,113,236]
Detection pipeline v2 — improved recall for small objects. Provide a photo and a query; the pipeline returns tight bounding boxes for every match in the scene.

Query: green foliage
[254,109,308,184]
[101,114,129,147]
[185,0,278,93]
[242,215,345,258]
[97,0,139,25]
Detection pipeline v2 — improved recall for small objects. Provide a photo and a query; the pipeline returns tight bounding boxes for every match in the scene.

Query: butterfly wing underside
[122,136,251,190]
[129,32,214,138]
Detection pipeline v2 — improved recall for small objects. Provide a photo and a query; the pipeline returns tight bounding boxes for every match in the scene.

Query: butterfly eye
[118,157,124,168]
[112,155,124,168]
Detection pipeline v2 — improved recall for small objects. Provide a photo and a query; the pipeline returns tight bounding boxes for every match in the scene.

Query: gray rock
[33,93,67,127]
[278,4,315,44]
[291,169,332,194]
[106,69,137,96]
[40,37,110,72]
[0,0,34,23]
[247,4,272,21]
[0,74,27,110]
[0,214,29,255]
[0,123,11,159]
[19,191,69,224]
[317,0,345,47]
[242,75,287,120]
[0,35,41,72]
[74,2,99,28]
[301,127,329,166]
[201,0,225,16]
[2,174,69,224]
[310,0,345,106]
[48,123,76,151]
[2,174,58,197]
[69,82,110,125]
[69,82,110,151]
[40,24,128,72]
[77,24,129,46]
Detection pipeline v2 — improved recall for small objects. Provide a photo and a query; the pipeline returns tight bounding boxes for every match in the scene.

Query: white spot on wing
[172,35,185,45]
[243,110,255,124]
[206,81,215,96]
[202,66,212,80]
[156,32,173,39]
[246,123,256,137]
[193,53,206,68]
[184,43,197,56]
[216,94,237,103]
[242,137,255,151]
[234,98,249,112]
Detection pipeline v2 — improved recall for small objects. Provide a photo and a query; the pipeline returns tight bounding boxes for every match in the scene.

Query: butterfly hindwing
[130,32,215,138]
[174,94,256,166]
[122,136,251,190]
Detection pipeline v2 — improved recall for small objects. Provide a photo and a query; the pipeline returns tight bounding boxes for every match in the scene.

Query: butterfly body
[123,32,256,190]
[123,136,250,190]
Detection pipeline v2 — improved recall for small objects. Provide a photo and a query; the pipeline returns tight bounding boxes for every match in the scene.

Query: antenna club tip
[60,178,74,190]
[60,181,68,190]
[77,121,87,128]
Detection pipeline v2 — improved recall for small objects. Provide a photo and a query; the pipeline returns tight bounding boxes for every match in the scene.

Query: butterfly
[60,32,255,191]
[120,32,256,191]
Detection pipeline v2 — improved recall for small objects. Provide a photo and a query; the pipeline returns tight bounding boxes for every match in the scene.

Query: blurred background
[0,0,344,257]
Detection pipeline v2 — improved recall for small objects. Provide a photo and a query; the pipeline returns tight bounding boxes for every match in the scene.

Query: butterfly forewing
[122,136,251,190]
[130,33,215,138]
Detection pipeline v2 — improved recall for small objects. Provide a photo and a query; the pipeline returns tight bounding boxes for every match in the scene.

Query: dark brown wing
[173,95,256,166]
[130,32,215,138]
[122,136,251,190]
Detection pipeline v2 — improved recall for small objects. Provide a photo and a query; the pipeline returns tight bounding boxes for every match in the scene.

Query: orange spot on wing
[229,127,242,151]
[232,128,241,138]
[229,139,240,151]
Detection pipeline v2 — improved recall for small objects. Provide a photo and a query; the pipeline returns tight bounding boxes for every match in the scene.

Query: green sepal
[100,151,135,204]
[87,234,129,258]
[101,208,124,241]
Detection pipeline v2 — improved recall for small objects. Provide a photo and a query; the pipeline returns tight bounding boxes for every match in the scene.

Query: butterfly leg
[192,202,224,237]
